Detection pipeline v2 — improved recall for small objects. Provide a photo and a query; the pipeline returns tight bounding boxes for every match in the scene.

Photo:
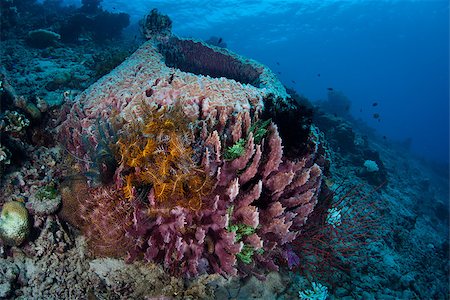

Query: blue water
[64,0,449,163]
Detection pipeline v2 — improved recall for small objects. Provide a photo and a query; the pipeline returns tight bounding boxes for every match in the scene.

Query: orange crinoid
[115,104,211,211]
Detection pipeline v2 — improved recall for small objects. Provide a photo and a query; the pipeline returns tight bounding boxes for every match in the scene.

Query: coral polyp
[115,105,211,211]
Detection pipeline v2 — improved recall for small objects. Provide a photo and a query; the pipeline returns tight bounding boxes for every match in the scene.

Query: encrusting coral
[57,23,327,278]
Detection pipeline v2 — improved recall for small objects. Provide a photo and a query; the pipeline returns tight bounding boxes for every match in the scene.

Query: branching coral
[290,182,383,280]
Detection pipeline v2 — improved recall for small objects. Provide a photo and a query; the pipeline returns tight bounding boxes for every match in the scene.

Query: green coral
[235,245,265,264]
[236,245,254,264]
[228,223,256,242]
[226,205,263,264]
[249,118,271,144]
[224,138,246,160]
[36,182,59,201]
[223,118,271,161]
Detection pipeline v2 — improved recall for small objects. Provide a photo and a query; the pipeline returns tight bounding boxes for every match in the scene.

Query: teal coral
[298,282,328,300]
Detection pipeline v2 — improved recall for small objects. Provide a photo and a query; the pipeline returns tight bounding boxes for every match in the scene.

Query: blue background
[64,0,450,163]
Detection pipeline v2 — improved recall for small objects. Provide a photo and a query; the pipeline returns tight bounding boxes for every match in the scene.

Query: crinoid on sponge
[121,106,327,277]
[115,103,212,211]
[58,36,328,278]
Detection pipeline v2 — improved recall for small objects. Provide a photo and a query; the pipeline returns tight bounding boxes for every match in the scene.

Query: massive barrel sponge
[57,36,326,277]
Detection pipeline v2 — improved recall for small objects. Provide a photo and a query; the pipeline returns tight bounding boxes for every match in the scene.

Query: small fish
[218,37,223,44]
[360,108,363,112]
[145,88,153,97]
[168,73,175,84]
[327,87,334,91]
[277,71,281,74]
[383,135,387,140]
[372,102,378,107]
[378,119,381,122]
[317,73,321,77]
[291,80,296,84]
[373,113,380,119]
[276,62,280,65]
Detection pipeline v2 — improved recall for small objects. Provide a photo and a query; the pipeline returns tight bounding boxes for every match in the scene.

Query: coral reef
[0,73,41,121]
[58,33,326,278]
[317,90,352,117]
[0,145,11,168]
[313,110,387,186]
[2,111,30,134]
[12,218,101,299]
[26,29,61,48]
[91,48,132,79]
[89,258,218,299]
[214,272,287,299]
[290,183,382,281]
[0,201,30,246]
[0,4,447,298]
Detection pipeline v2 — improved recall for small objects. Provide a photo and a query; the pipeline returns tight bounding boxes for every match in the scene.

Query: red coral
[290,182,384,280]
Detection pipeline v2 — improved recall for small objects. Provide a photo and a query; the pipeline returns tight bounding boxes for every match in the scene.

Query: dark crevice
[158,37,263,87]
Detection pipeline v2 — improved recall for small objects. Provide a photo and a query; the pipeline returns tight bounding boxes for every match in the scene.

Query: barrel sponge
[0,201,30,246]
